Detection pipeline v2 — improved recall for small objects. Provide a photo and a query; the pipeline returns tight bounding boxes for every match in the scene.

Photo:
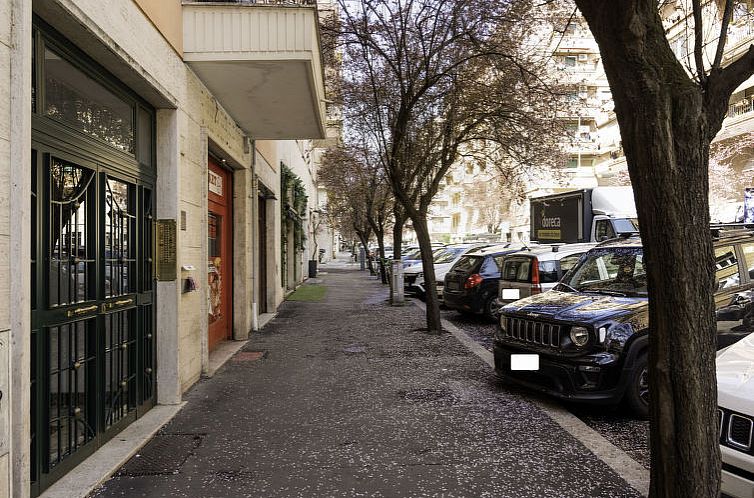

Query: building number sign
[209,170,223,196]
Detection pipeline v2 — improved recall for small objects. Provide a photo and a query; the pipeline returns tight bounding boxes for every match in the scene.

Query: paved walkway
[93,268,641,497]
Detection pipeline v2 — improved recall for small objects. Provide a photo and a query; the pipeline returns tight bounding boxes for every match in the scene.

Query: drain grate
[400,388,459,404]
[116,434,203,476]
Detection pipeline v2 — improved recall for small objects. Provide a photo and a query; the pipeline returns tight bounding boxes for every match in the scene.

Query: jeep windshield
[558,247,647,297]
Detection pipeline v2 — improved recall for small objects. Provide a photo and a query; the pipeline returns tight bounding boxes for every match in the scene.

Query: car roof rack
[710,223,754,239]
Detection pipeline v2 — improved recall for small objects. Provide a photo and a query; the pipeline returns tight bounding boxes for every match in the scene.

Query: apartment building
[507,2,753,241]
[0,0,331,495]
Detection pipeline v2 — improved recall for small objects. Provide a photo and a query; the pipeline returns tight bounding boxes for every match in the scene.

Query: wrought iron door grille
[47,319,96,468]
[48,158,96,308]
[104,308,138,428]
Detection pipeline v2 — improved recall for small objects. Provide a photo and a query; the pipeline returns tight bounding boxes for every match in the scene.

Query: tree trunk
[376,233,387,284]
[575,2,721,496]
[391,207,405,305]
[412,213,442,333]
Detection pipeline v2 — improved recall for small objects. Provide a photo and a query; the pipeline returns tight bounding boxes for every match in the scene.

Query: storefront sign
[209,170,223,196]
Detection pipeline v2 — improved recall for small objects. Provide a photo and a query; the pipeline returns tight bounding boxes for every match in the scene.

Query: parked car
[493,226,754,418]
[494,230,754,417]
[404,243,489,299]
[443,244,528,318]
[402,247,427,269]
[494,243,596,311]
[717,331,754,498]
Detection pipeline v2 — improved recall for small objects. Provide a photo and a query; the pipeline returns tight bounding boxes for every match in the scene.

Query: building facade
[0,0,329,495]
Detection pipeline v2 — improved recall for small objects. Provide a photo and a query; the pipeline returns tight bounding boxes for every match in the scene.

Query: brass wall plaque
[155,219,177,281]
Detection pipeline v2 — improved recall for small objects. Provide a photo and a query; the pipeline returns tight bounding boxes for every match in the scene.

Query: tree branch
[692,0,707,84]
[712,0,734,71]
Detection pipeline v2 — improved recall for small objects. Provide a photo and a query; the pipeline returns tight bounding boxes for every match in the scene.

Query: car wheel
[624,353,649,419]
[483,294,497,320]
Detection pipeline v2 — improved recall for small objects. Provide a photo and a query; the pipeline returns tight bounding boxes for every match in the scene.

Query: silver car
[495,243,596,308]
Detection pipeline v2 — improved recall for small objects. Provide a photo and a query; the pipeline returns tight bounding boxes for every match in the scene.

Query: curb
[411,300,650,497]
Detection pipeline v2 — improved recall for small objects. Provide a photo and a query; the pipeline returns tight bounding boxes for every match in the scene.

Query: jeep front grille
[719,407,754,454]
[505,317,562,348]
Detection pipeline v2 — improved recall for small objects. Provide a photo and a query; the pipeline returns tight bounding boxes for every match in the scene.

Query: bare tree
[572,0,754,495]
[319,145,394,277]
[336,0,566,332]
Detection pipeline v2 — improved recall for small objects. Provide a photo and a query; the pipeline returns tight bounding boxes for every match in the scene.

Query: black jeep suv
[493,227,754,418]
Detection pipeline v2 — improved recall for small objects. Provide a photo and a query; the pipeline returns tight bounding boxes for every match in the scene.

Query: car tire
[483,294,497,320]
[624,353,649,419]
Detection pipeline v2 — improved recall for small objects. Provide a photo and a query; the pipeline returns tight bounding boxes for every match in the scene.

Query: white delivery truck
[529,187,638,243]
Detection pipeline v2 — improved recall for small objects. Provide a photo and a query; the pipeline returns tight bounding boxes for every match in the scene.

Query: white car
[717,332,754,498]
[404,243,489,299]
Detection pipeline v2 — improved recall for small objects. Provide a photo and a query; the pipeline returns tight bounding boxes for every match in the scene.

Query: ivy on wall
[280,163,308,288]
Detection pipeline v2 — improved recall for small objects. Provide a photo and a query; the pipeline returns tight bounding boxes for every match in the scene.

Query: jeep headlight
[570,326,590,347]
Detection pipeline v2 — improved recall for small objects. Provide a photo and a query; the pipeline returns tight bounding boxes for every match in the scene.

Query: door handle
[102,298,135,312]
[66,304,98,318]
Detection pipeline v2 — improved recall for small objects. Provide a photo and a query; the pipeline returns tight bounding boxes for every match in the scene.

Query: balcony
[183,0,327,139]
[715,93,754,142]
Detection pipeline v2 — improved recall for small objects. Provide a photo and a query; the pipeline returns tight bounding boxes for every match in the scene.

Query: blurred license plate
[510,354,539,371]
[502,289,520,300]
[447,281,459,290]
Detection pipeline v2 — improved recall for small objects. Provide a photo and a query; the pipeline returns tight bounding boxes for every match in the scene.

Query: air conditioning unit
[578,53,589,62]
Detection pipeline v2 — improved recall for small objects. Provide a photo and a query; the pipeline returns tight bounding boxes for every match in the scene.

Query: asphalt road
[437,304,651,470]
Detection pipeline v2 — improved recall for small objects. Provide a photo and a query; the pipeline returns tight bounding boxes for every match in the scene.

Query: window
[715,245,741,290]
[566,158,579,169]
[481,256,502,275]
[564,248,647,296]
[454,255,482,273]
[669,34,689,60]
[595,220,616,241]
[44,48,135,154]
[502,257,532,283]
[451,213,461,230]
[732,0,753,22]
[559,253,584,274]
[539,260,560,283]
[564,56,577,67]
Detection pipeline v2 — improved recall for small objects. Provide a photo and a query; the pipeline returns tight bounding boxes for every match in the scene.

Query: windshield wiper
[584,288,629,297]
[556,282,578,293]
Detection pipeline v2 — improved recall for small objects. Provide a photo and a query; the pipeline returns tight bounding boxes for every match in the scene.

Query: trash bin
[308,259,318,278]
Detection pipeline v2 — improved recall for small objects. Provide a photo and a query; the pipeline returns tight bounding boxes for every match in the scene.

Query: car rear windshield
[501,257,560,283]
[435,247,466,264]
[502,257,531,283]
[453,255,482,274]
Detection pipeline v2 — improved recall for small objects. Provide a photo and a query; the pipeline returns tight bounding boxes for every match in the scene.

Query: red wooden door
[208,157,232,351]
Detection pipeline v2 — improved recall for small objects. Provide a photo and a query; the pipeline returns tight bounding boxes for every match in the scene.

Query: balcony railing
[727,95,754,119]
[727,18,754,49]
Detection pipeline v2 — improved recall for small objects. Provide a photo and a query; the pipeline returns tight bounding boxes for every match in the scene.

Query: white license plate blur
[510,354,539,371]
[502,288,520,300]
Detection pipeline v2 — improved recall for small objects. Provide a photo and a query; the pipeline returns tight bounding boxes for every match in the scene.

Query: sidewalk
[93,268,642,498]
